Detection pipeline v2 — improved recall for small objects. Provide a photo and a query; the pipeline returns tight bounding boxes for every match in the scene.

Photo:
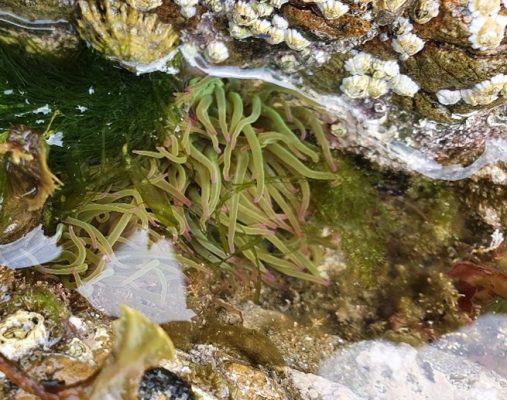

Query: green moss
[311,158,390,281]
[0,43,181,199]
[3,284,69,337]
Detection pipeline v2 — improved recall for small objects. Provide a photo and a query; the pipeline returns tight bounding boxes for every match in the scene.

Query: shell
[436,89,462,105]
[391,33,425,59]
[412,0,439,24]
[340,75,371,98]
[389,74,420,97]
[229,22,253,39]
[468,15,507,51]
[180,6,197,17]
[271,15,289,30]
[205,41,230,63]
[344,52,374,75]
[76,0,179,69]
[0,311,48,360]
[233,1,258,26]
[174,0,198,8]
[126,0,162,11]
[284,29,311,51]
[368,78,390,98]
[253,2,275,17]
[372,59,400,79]
[266,27,286,44]
[460,76,506,105]
[251,19,272,36]
[392,17,413,36]
[468,0,501,17]
[203,0,224,12]
[318,0,349,20]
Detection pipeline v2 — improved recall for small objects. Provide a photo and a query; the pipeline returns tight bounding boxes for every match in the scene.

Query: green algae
[3,284,69,337]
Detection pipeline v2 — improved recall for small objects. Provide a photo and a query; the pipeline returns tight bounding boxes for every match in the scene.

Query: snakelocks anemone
[133,78,337,282]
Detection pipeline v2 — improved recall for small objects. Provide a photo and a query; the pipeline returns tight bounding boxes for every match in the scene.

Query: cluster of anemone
[76,0,179,69]
[132,78,336,281]
[44,78,336,284]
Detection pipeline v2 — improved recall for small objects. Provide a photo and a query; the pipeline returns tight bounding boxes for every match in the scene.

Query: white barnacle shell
[318,0,349,20]
[461,77,505,105]
[270,0,289,8]
[0,311,48,360]
[436,89,462,105]
[391,33,425,59]
[254,2,275,17]
[389,74,420,97]
[392,17,413,36]
[469,15,507,51]
[284,29,311,51]
[180,6,197,18]
[251,18,272,36]
[233,1,258,26]
[229,22,253,39]
[490,73,507,94]
[375,0,408,12]
[203,0,224,12]
[368,78,389,98]
[344,52,374,75]
[205,41,230,64]
[412,0,439,24]
[372,59,400,79]
[174,0,198,8]
[272,15,289,29]
[266,26,286,44]
[126,0,162,11]
[468,0,501,17]
[340,75,371,98]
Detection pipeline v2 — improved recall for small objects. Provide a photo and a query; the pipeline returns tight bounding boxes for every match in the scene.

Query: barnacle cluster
[436,74,507,106]
[340,52,419,99]
[390,17,425,60]
[76,0,179,69]
[132,78,336,281]
[467,0,507,51]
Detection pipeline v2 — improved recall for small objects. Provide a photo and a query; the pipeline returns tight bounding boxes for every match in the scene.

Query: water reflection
[0,224,61,268]
[77,229,195,323]
[316,314,507,399]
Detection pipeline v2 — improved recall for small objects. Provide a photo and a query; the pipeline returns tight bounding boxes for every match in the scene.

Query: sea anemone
[76,0,179,70]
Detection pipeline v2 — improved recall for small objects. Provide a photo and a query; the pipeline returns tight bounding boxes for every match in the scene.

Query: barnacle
[468,0,501,17]
[271,15,289,30]
[232,1,258,26]
[344,52,374,75]
[368,77,389,98]
[266,27,286,44]
[391,17,413,36]
[389,74,420,97]
[391,33,425,59]
[285,29,311,51]
[460,78,504,106]
[204,41,230,63]
[174,0,199,18]
[318,0,349,20]
[251,19,272,36]
[0,311,48,360]
[340,75,371,98]
[436,89,461,105]
[371,59,400,79]
[126,0,162,11]
[76,0,179,69]
[253,2,275,17]
[229,22,253,39]
[468,15,507,51]
[411,0,439,24]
